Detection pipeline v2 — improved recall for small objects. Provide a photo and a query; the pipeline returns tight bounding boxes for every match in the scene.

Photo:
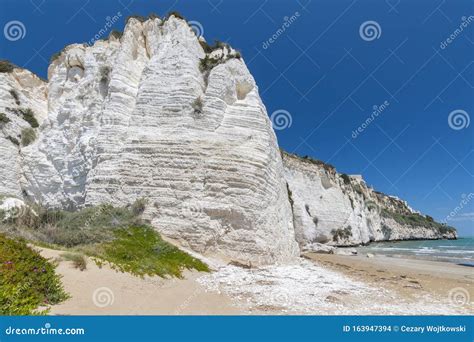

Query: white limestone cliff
[0,14,455,264]
[282,151,456,251]
[3,16,299,264]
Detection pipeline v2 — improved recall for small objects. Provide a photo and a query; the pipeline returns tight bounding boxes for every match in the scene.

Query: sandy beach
[37,245,473,315]
[304,252,474,313]
[38,247,241,315]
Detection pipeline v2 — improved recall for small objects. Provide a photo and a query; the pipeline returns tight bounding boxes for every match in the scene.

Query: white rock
[282,151,456,249]
[8,16,299,265]
[302,242,335,254]
[334,248,358,256]
[0,197,26,221]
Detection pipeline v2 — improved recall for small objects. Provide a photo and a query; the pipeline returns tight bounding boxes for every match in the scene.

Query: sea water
[357,237,474,266]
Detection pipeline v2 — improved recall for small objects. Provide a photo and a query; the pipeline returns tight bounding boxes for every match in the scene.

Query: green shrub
[381,209,456,234]
[0,112,11,125]
[0,60,15,73]
[92,225,209,278]
[61,253,87,271]
[331,226,352,243]
[199,55,221,72]
[20,108,39,128]
[21,128,36,146]
[109,30,123,40]
[340,174,351,185]
[6,136,19,146]
[131,198,148,215]
[9,89,20,105]
[0,234,68,315]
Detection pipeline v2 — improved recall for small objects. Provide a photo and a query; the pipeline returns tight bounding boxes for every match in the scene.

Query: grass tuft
[61,253,87,271]
[21,128,36,146]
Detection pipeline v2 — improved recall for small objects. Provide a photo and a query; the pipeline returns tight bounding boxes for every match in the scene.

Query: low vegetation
[9,89,20,105]
[0,112,11,125]
[0,200,210,280]
[6,107,39,128]
[281,150,336,173]
[50,51,62,63]
[0,60,16,73]
[109,30,123,40]
[340,173,351,185]
[331,226,353,243]
[0,234,68,315]
[6,135,19,146]
[381,209,456,234]
[90,225,209,278]
[20,108,39,128]
[61,253,87,271]
[21,128,36,146]
[191,97,203,115]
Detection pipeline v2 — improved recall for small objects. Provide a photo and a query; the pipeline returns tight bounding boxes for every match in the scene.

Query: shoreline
[304,252,474,314]
[334,235,461,248]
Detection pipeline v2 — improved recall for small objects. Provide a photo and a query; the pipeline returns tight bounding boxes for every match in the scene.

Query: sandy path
[37,247,242,315]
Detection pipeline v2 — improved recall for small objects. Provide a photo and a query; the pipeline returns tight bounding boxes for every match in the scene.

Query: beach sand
[37,245,473,315]
[304,252,474,313]
[38,247,242,315]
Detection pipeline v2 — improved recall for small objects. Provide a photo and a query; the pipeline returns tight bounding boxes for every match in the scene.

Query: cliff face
[0,15,455,264]
[1,16,299,264]
[282,152,456,250]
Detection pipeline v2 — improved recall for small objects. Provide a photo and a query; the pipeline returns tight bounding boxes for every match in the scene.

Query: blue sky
[1,0,473,236]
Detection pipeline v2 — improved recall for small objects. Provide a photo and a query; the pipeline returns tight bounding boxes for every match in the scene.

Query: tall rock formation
[0,14,455,264]
[2,16,299,264]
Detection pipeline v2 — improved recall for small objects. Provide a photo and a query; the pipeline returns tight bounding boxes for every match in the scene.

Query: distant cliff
[0,14,456,265]
[282,151,456,251]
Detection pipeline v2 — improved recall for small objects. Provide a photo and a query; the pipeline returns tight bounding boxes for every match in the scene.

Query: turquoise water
[357,237,474,266]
